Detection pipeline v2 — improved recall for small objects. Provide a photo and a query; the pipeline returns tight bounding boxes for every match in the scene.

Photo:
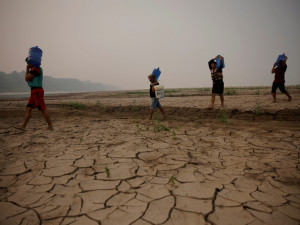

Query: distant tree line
[0,71,117,92]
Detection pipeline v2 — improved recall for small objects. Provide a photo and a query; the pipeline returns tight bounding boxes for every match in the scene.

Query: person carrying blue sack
[148,74,166,120]
[15,54,53,131]
[208,55,224,108]
[271,55,292,103]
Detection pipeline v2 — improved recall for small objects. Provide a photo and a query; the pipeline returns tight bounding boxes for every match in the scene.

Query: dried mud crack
[1,93,300,225]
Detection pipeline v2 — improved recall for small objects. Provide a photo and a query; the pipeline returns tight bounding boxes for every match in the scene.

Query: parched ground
[0,89,300,225]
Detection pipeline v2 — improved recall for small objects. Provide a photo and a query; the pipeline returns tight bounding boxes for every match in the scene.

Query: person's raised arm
[218,56,223,69]
[282,56,288,66]
[271,63,276,74]
[25,65,34,82]
[208,59,214,70]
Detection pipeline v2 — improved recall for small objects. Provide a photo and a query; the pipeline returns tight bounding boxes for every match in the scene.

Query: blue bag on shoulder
[216,55,225,69]
[152,68,161,80]
[275,53,285,66]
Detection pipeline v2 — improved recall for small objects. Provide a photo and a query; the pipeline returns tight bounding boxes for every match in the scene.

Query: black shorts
[272,83,286,93]
[212,80,224,94]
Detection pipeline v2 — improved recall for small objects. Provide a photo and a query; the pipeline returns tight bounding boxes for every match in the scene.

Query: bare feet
[272,100,276,103]
[14,125,26,131]
[44,126,54,131]
[288,96,292,102]
[219,105,224,109]
[208,105,214,109]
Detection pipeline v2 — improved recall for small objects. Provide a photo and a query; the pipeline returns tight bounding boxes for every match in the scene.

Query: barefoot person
[148,74,166,120]
[208,55,224,108]
[271,56,292,102]
[16,58,53,130]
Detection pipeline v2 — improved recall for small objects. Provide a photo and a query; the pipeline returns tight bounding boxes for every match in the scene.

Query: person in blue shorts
[148,74,166,120]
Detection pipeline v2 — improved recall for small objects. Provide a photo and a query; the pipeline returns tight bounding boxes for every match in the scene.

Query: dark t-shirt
[208,59,223,81]
[274,65,287,83]
[150,82,159,98]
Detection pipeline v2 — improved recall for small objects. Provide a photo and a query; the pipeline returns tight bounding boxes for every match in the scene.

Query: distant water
[0,91,75,98]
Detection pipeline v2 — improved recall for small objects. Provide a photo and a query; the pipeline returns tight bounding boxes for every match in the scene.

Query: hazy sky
[1,0,299,90]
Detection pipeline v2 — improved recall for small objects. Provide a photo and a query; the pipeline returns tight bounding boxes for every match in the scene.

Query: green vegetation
[104,105,109,112]
[131,100,140,119]
[153,111,161,125]
[198,88,210,91]
[160,124,170,131]
[172,130,177,140]
[165,89,180,93]
[231,86,269,90]
[255,89,260,95]
[132,100,139,112]
[165,89,180,97]
[169,176,175,186]
[136,123,141,134]
[64,101,86,109]
[105,167,110,177]
[124,91,147,96]
[225,88,237,95]
[283,85,300,90]
[153,123,170,132]
[153,111,170,132]
[218,108,228,123]
[116,111,125,119]
[255,102,261,115]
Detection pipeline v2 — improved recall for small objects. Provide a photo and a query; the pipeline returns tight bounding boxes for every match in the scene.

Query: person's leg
[272,93,276,103]
[15,92,35,130]
[149,98,156,120]
[159,107,166,119]
[156,99,166,119]
[220,94,224,107]
[149,109,154,120]
[22,107,32,128]
[15,107,32,130]
[210,93,216,108]
[219,81,224,107]
[271,83,277,103]
[285,92,292,102]
[41,110,53,130]
[279,84,292,102]
[37,90,53,130]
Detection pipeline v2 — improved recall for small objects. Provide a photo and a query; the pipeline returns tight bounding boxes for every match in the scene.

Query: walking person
[208,55,224,108]
[148,74,166,120]
[271,55,292,102]
[15,57,53,130]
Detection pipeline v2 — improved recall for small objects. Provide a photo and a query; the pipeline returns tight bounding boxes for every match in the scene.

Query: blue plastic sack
[27,46,43,67]
[275,53,285,66]
[152,68,161,80]
[216,55,225,69]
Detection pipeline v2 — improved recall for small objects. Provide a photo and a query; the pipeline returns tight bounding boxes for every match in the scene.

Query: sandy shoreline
[0,89,299,225]
[1,87,300,111]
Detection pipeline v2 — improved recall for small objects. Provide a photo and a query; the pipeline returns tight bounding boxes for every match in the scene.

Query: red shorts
[27,88,46,111]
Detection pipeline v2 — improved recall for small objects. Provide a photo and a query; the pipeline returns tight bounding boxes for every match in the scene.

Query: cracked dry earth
[0,106,300,225]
